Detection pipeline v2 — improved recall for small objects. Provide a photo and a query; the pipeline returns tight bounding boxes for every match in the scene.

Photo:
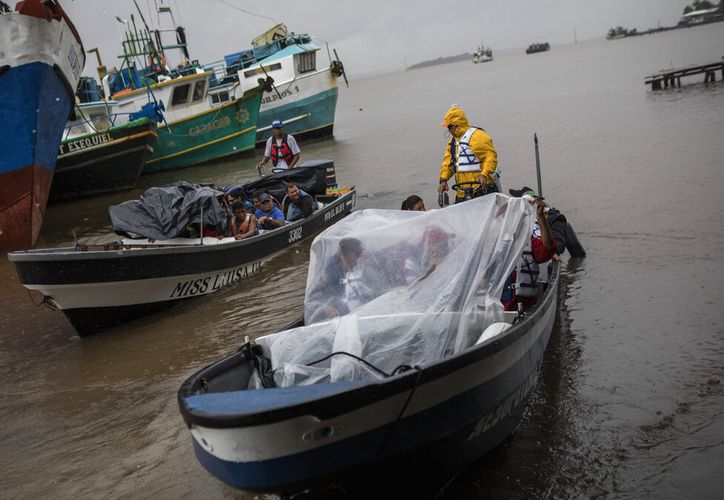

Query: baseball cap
[509,186,538,198]
[259,193,271,202]
[271,119,283,128]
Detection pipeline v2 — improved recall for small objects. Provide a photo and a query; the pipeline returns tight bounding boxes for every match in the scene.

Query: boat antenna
[132,0,152,33]
[534,133,543,198]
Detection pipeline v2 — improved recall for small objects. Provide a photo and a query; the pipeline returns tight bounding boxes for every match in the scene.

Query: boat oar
[534,133,543,199]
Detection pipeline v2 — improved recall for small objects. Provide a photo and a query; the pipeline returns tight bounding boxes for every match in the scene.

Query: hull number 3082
[288,226,303,243]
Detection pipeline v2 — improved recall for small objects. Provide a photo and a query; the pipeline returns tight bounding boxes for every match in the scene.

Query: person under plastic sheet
[305,238,377,321]
[403,226,453,285]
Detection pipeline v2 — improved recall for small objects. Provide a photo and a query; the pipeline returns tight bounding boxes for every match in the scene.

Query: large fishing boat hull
[8,190,355,336]
[256,68,339,144]
[144,95,262,173]
[50,118,157,202]
[178,264,559,493]
[0,5,84,251]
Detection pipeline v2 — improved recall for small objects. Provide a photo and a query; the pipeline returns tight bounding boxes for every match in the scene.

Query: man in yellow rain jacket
[438,106,498,202]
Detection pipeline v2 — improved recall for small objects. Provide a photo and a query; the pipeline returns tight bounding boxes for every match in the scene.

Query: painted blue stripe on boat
[0,62,71,174]
[184,381,366,416]
[191,322,554,491]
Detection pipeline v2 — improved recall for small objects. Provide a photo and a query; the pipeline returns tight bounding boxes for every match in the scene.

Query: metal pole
[534,133,543,198]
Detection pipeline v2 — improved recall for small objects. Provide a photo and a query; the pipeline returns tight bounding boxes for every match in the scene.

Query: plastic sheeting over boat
[255,194,534,387]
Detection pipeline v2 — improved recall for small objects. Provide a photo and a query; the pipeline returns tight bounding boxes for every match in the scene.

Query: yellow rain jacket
[439,107,497,194]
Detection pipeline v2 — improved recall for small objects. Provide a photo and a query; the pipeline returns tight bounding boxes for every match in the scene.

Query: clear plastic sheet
[256,194,534,388]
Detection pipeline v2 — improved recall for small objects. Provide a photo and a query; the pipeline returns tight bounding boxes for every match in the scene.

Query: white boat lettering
[169,261,263,298]
[261,86,300,105]
[324,204,345,222]
[189,116,231,137]
[60,133,112,155]
[288,226,303,243]
[67,44,82,80]
[466,371,538,441]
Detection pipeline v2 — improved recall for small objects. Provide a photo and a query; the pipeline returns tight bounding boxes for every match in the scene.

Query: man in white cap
[256,119,301,173]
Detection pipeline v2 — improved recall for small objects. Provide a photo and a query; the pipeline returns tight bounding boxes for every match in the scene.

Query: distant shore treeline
[407,53,471,70]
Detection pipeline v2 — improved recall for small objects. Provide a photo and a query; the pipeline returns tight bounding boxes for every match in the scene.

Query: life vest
[270,134,294,167]
[235,213,252,235]
[514,224,542,298]
[450,127,484,174]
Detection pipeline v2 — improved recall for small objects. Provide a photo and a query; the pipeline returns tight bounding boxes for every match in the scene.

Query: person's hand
[534,198,546,219]
[552,253,562,262]
[234,234,244,240]
[323,306,340,318]
[477,174,492,187]
[258,216,267,224]
[437,181,448,193]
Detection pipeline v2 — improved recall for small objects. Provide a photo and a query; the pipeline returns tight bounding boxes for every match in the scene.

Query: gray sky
[64,0,693,77]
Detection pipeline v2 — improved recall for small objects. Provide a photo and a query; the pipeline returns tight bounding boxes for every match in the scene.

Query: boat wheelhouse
[105,14,265,173]
[207,24,345,144]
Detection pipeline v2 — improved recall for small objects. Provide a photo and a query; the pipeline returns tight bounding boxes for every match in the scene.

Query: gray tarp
[109,182,225,240]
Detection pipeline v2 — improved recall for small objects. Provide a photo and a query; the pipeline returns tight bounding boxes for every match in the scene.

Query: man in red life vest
[256,120,301,173]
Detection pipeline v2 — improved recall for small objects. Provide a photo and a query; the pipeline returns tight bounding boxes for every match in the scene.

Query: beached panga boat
[50,99,159,202]
[8,162,355,336]
[177,195,560,495]
[0,0,85,251]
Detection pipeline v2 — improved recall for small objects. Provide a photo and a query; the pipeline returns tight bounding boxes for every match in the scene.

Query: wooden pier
[645,58,724,90]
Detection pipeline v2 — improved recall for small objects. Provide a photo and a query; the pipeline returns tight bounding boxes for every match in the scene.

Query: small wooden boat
[50,113,158,202]
[177,195,560,494]
[8,163,355,336]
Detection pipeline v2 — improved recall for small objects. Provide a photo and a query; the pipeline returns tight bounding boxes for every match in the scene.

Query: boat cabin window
[192,80,206,102]
[210,90,231,104]
[243,63,282,79]
[171,84,191,106]
[295,52,316,74]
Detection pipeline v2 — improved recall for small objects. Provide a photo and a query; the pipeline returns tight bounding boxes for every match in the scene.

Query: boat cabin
[112,71,212,125]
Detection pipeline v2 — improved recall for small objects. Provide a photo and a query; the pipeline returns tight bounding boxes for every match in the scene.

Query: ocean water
[1,22,723,499]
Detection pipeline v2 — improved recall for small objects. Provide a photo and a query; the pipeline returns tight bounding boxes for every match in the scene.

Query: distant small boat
[0,0,85,251]
[526,42,550,54]
[473,43,493,63]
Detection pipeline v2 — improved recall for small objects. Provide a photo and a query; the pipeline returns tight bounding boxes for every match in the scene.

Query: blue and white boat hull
[179,265,559,493]
[0,4,84,251]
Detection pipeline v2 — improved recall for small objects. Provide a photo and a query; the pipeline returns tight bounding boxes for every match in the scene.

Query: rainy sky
[63,0,695,77]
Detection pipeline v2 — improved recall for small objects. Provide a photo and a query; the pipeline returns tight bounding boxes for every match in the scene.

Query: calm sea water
[1,23,723,499]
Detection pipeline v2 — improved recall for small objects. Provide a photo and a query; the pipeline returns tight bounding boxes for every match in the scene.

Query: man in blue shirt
[254,193,285,230]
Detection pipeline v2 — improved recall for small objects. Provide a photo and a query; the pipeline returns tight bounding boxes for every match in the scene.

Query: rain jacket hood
[442,107,470,137]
